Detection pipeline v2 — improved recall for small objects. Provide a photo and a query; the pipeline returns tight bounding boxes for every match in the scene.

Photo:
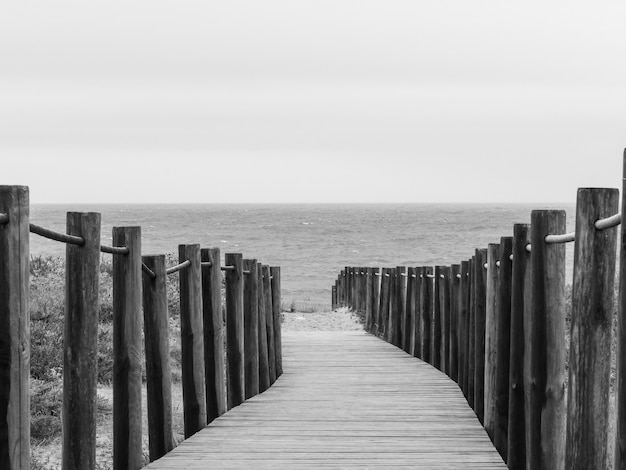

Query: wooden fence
[0,185,283,470]
[332,153,626,470]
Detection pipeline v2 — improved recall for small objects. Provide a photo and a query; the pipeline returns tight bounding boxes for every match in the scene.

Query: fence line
[332,151,626,470]
[0,186,283,470]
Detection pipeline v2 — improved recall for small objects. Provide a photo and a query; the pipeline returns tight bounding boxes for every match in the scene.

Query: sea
[29,203,577,311]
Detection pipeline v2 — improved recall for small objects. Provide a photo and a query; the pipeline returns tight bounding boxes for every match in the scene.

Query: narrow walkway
[146,331,506,469]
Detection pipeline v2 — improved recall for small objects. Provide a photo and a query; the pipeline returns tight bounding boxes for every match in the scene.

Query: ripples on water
[30,203,576,310]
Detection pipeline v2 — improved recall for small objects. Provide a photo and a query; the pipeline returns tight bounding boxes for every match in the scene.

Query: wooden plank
[63,212,101,469]
[0,186,29,470]
[112,226,143,470]
[145,331,506,469]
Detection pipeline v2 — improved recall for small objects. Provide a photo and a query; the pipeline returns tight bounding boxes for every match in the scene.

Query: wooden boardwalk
[145,331,506,469]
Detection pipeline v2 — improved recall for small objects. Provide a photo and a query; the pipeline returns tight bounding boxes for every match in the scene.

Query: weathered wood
[494,237,513,462]
[484,243,500,442]
[394,266,407,348]
[63,212,101,470]
[145,331,507,469]
[616,151,626,469]
[525,210,566,470]
[271,267,283,377]
[201,248,227,422]
[378,268,391,339]
[449,264,460,382]
[365,269,373,332]
[468,257,475,409]
[331,284,337,310]
[142,255,175,461]
[459,260,469,398]
[0,186,29,470]
[413,268,423,358]
[243,258,260,399]
[566,188,619,469]
[262,265,276,385]
[474,249,487,425]
[405,267,416,355]
[421,267,433,364]
[257,263,271,393]
[433,266,443,371]
[371,267,381,335]
[178,244,207,438]
[226,253,245,408]
[439,266,451,376]
[112,227,142,470]
[507,225,530,470]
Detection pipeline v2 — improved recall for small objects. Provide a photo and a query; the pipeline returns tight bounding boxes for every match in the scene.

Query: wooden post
[459,260,469,397]
[371,267,380,335]
[0,186,29,470]
[468,257,475,408]
[226,253,245,408]
[365,268,373,333]
[243,259,260,399]
[271,267,283,377]
[378,268,391,339]
[262,266,276,385]
[257,263,270,393]
[474,249,487,424]
[201,248,227,423]
[616,151,626,469]
[449,264,460,382]
[421,267,433,363]
[178,244,207,438]
[439,266,451,376]
[484,243,500,441]
[142,255,175,461]
[405,267,416,354]
[494,237,513,461]
[387,268,398,345]
[112,227,142,470]
[395,266,407,348]
[63,212,101,470]
[507,224,530,470]
[331,284,337,310]
[525,210,566,470]
[566,189,619,469]
[433,266,442,370]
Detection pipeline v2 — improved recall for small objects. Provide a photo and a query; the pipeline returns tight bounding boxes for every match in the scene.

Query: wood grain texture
[468,258,475,409]
[63,212,101,470]
[142,255,175,461]
[144,331,506,469]
[243,259,260,399]
[262,265,276,385]
[0,186,29,470]
[616,151,626,470]
[459,261,469,398]
[112,226,143,470]
[439,266,451,376]
[566,189,619,470]
[226,254,245,409]
[421,267,433,364]
[473,249,487,425]
[526,210,566,470]
[484,244,499,442]
[378,268,391,340]
[201,248,227,423]
[270,267,282,377]
[449,264,460,382]
[507,225,530,470]
[433,266,442,371]
[257,263,270,393]
[406,267,416,355]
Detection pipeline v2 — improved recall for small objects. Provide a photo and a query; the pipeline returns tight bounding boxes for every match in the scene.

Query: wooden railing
[0,185,283,470]
[332,152,626,470]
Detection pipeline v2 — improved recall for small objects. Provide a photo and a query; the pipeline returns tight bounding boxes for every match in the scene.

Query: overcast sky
[2,1,625,203]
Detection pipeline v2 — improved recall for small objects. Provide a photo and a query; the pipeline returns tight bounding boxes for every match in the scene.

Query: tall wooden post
[495,237,513,462]
[112,227,142,470]
[468,257,475,408]
[459,260,469,397]
[142,255,175,461]
[616,151,626,469]
[365,268,374,334]
[378,268,391,339]
[566,189,619,469]
[474,249,487,424]
[484,243,500,441]
[63,212,101,470]
[243,259,260,399]
[525,210,566,470]
[226,253,245,408]
[201,248,227,422]
[257,263,270,393]
[507,224,530,470]
[178,244,207,438]
[433,266,443,370]
[371,267,380,335]
[271,267,283,377]
[406,267,416,354]
[439,266,451,376]
[449,264,460,382]
[421,267,433,364]
[0,186,29,470]
[262,265,276,384]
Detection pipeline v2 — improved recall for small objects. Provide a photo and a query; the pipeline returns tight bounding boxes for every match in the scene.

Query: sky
[1,1,626,204]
